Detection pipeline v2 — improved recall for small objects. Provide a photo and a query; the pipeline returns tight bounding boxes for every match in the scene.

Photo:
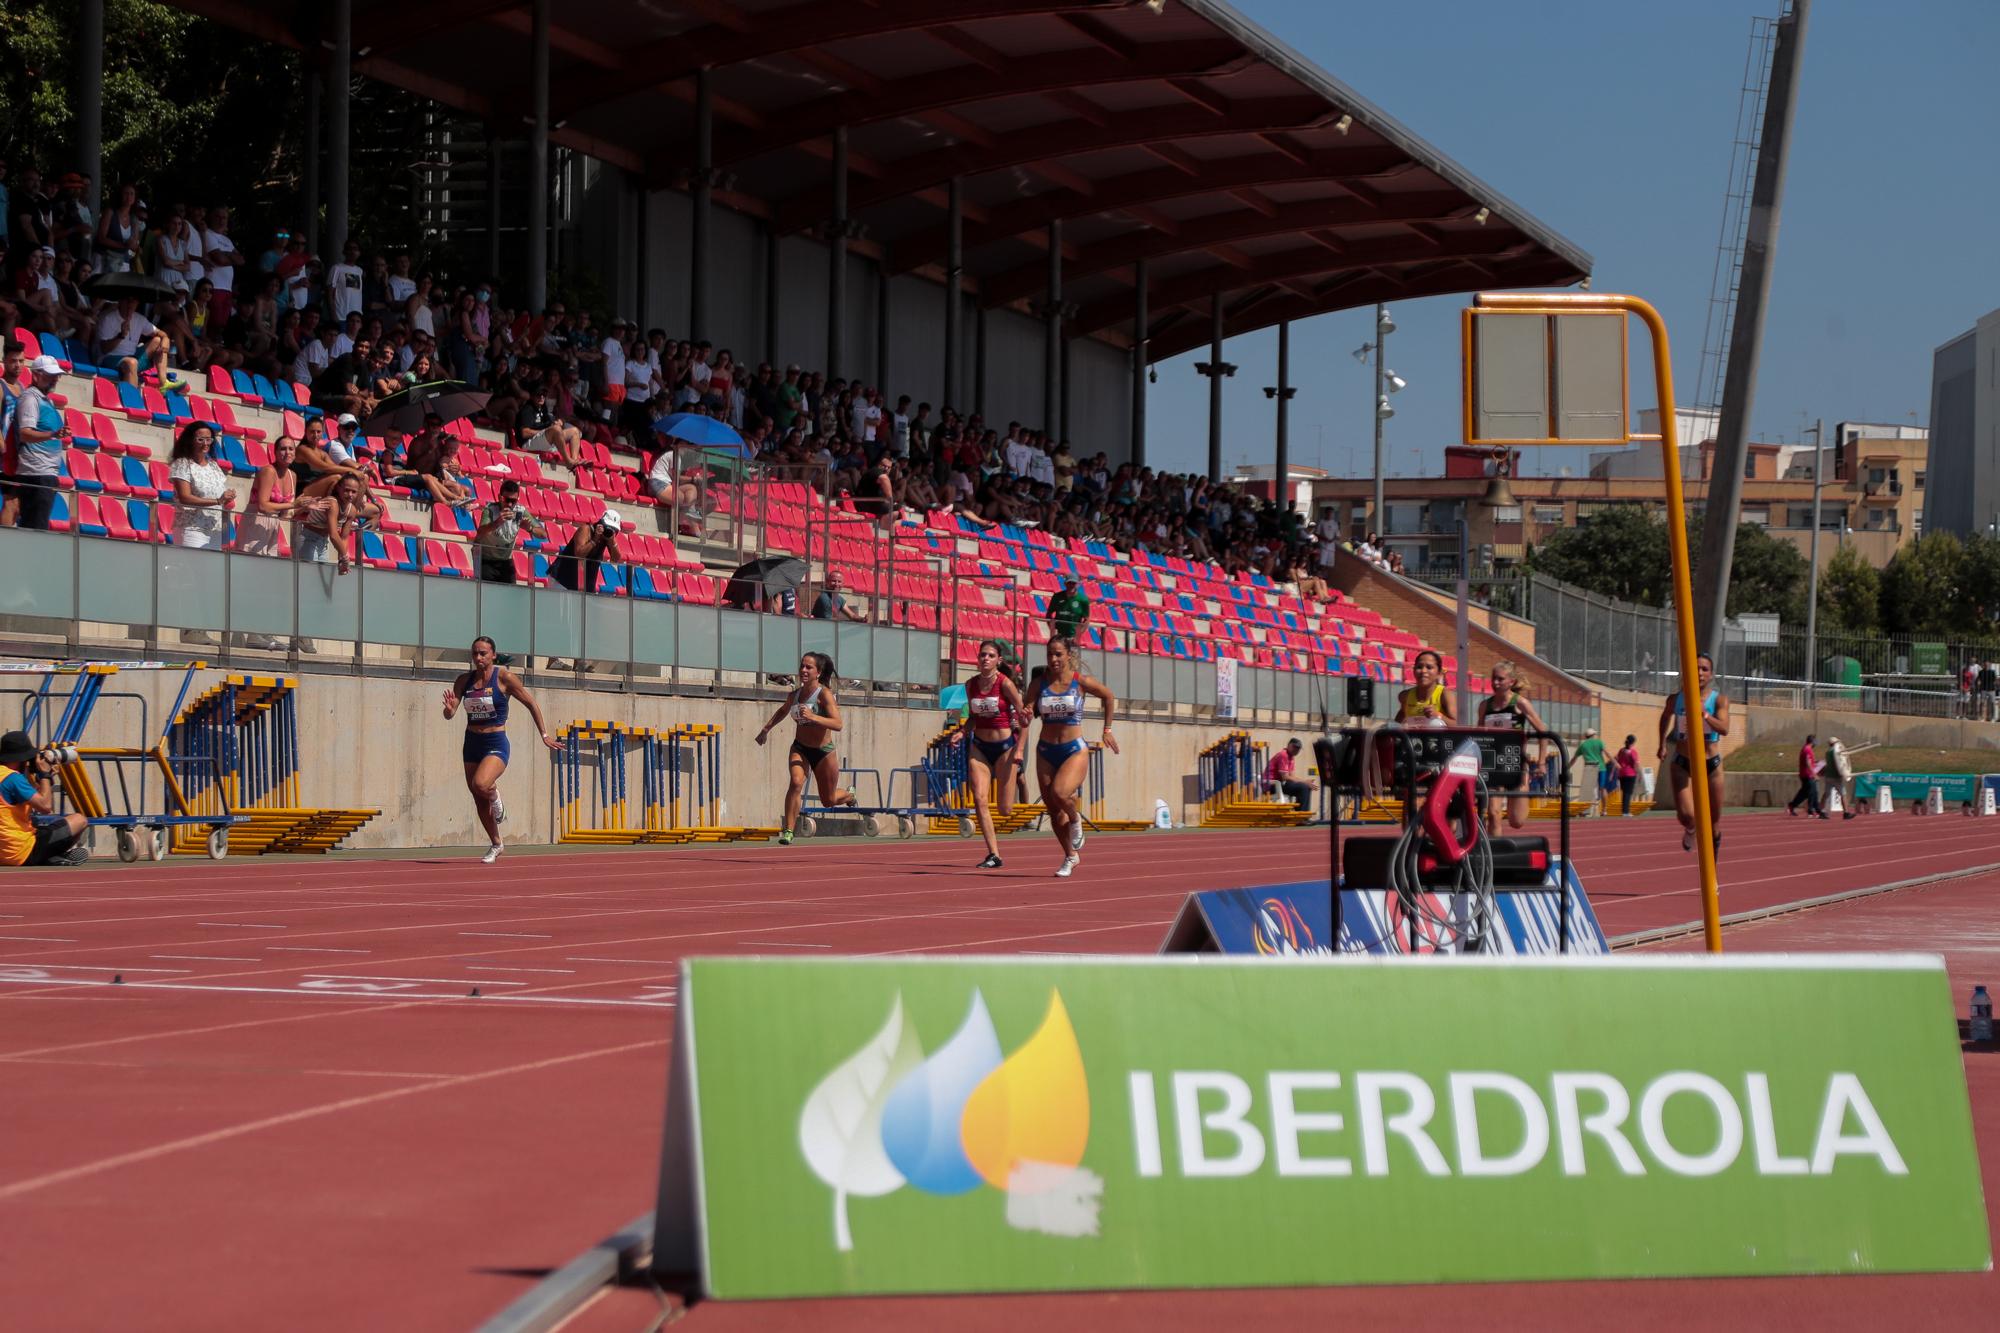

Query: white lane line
[0,913,24,919]
[304,973,527,987]
[269,946,371,954]
[5,963,190,974]
[0,975,673,1009]
[737,941,830,948]
[485,993,674,1009]
[197,923,289,930]
[459,931,553,938]
[2,936,80,943]
[464,965,575,974]
[566,957,682,966]
[152,954,259,962]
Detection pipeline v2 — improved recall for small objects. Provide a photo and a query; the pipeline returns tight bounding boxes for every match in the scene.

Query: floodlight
[1386,371,1408,393]
[1333,114,1353,135]
[1474,207,1490,225]
[1351,344,1371,364]
[1377,397,1395,421]
[1377,309,1395,335]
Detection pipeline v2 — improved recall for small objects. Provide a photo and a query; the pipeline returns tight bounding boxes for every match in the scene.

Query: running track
[2,810,1996,1330]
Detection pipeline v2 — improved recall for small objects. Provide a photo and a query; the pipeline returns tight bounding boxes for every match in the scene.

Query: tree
[1719,521,1810,626]
[1879,532,1965,637]
[1528,505,1669,604]
[1815,542,1880,635]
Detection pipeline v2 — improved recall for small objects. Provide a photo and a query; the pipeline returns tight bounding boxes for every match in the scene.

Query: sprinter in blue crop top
[443,635,560,864]
[1028,636,1118,879]
[1656,650,1730,859]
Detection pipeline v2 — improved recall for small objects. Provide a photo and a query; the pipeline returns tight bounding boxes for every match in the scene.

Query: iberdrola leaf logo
[800,988,1102,1251]
[797,991,925,1251]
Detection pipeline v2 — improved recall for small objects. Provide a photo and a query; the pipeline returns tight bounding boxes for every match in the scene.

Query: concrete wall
[75,669,1305,851]
[1737,703,2000,753]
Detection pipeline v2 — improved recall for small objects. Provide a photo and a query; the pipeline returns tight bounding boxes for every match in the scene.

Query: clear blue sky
[1145,0,2000,482]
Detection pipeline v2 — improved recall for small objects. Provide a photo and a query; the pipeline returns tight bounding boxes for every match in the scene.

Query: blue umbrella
[653,412,751,455]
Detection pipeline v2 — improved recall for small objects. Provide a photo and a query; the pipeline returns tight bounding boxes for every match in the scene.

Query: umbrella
[722,556,806,610]
[654,412,751,456]
[362,380,491,436]
[82,270,176,302]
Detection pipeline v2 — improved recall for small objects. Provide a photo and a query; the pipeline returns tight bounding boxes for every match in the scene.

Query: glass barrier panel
[871,625,908,684]
[477,581,534,660]
[1172,658,1195,708]
[76,537,151,625]
[632,598,678,668]
[0,530,77,620]
[1197,661,1219,708]
[297,557,362,642]
[760,613,802,675]
[419,572,476,652]
[359,566,423,647]
[226,553,295,636]
[718,606,760,672]
[156,545,227,629]
[532,587,584,658]
[678,601,719,672]
[583,593,632,669]
[834,621,873,682]
[800,618,838,658]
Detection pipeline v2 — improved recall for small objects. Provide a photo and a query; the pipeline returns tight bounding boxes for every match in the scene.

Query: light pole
[1262,320,1297,511]
[1803,418,1824,708]
[1352,304,1404,534]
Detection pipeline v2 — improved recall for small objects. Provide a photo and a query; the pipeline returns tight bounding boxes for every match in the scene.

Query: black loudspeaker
[1346,675,1374,718]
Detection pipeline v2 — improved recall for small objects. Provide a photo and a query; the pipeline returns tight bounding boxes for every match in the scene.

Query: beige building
[1314,425,1925,573]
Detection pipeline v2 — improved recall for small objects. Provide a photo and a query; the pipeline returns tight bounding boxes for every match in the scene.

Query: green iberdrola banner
[653,955,1988,1298]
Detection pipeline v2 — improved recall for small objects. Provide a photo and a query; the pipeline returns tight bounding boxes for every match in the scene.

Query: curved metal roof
[177,0,1591,361]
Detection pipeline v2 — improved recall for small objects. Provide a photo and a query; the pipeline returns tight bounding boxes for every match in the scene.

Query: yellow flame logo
[959,989,1090,1192]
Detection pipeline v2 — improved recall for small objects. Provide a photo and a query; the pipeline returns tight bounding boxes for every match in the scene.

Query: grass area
[1728,742,2000,775]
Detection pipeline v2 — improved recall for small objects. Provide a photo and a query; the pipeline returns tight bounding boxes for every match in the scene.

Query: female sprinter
[958,639,1027,868]
[1029,637,1118,878]
[441,636,560,864]
[757,652,857,845]
[1396,649,1453,724]
[1657,651,1729,856]
[1477,659,1547,834]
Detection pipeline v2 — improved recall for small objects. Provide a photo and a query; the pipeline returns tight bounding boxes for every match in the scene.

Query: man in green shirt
[1048,577,1090,642]
[1571,728,1610,813]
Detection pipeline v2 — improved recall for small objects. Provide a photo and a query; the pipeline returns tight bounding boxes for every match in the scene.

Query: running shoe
[778,830,793,846]
[1055,854,1078,878]
[492,796,506,826]
[50,842,92,867]
[481,843,504,864]
[1070,826,1085,852]
[1682,829,1694,853]
[978,853,1003,869]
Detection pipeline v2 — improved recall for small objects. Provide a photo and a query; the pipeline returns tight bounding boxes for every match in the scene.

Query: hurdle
[552,721,776,845]
[643,723,775,843]
[1198,731,1310,828]
[168,674,379,856]
[552,722,648,845]
[919,724,1044,836]
[1084,743,1151,831]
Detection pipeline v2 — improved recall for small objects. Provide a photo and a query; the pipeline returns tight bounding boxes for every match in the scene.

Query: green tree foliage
[1532,504,1809,623]
[1878,532,1965,637]
[1815,542,1880,635]
[1719,520,1810,625]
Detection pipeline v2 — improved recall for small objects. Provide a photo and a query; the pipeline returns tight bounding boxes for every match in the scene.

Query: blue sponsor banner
[1162,860,1607,957]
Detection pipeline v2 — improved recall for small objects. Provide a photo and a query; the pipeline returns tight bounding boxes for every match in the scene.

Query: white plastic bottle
[1153,798,1173,829]
[1972,986,1993,1043]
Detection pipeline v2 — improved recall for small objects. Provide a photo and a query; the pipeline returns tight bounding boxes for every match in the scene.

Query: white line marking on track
[268,946,371,954]
[2,936,79,943]
[566,957,682,966]
[151,954,259,962]
[484,993,674,1009]
[303,973,527,986]
[197,922,288,929]
[459,931,553,938]
[464,965,575,974]
[10,963,190,974]
[737,941,830,948]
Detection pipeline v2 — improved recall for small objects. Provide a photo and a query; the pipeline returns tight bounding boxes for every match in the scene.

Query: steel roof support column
[877,267,890,392]
[1042,220,1062,436]
[943,176,962,411]
[1131,259,1148,468]
[326,0,352,259]
[485,125,502,279]
[75,0,104,208]
[1274,319,1292,507]
[1060,335,1073,445]
[1207,296,1225,483]
[690,68,713,342]
[826,126,849,383]
[525,0,550,312]
[303,54,322,243]
[635,179,649,329]
[974,305,987,418]
[764,229,780,368]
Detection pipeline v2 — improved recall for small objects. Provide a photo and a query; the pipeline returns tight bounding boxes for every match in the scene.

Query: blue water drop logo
[879,989,1003,1195]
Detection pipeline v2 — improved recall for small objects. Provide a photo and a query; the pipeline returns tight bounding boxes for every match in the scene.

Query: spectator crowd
[1,167,1342,602]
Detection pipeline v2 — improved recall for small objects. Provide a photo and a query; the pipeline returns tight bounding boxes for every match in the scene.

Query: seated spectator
[514,378,584,471]
[292,321,337,384]
[811,568,866,623]
[0,730,92,867]
[19,248,87,339]
[311,338,375,418]
[415,436,475,508]
[10,354,69,530]
[167,421,237,552]
[291,415,369,491]
[95,295,170,387]
[645,446,701,529]
[854,454,896,519]
[473,478,546,584]
[1262,738,1314,812]
[550,509,623,594]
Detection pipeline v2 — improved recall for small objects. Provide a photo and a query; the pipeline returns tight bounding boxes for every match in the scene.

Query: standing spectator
[327,240,364,321]
[200,206,242,324]
[153,204,195,293]
[1822,736,1856,820]
[1961,661,1976,720]
[294,473,379,581]
[550,509,623,594]
[49,173,93,265]
[93,182,141,273]
[1262,737,1314,812]
[1572,728,1611,814]
[1979,661,1997,724]
[811,568,866,622]
[1614,735,1642,816]
[1048,575,1091,641]
[0,339,21,528]
[11,354,69,530]
[167,421,236,551]
[1788,733,1825,818]
[473,478,544,584]
[9,168,50,257]
[386,254,417,307]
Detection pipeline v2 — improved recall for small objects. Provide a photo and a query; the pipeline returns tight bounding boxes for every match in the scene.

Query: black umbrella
[82,270,175,302]
[361,379,491,436]
[723,556,806,610]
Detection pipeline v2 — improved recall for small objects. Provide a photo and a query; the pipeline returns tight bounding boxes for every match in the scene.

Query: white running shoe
[481,843,504,865]
[1070,826,1085,852]
[492,796,506,826]
[1055,854,1078,878]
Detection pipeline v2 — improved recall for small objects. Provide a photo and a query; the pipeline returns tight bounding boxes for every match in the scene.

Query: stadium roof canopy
[175,0,1591,361]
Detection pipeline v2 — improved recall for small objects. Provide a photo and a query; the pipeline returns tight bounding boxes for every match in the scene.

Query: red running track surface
[1,809,1996,1330]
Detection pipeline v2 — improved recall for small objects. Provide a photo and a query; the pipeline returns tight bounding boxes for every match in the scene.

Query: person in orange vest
[0,731,91,867]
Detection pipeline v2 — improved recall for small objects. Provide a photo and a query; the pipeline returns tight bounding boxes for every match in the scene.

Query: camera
[38,744,77,769]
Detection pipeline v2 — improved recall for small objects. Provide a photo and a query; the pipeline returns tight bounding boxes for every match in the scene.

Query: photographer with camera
[473,477,546,585]
[0,732,91,866]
